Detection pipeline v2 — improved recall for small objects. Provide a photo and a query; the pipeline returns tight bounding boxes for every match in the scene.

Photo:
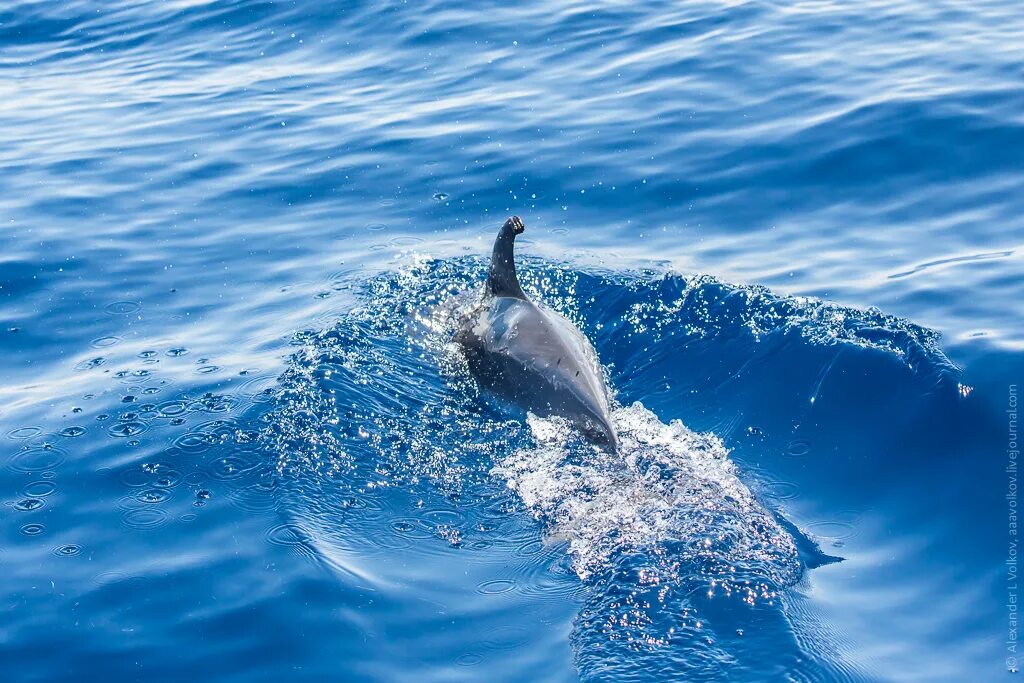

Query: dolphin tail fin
[486,216,527,299]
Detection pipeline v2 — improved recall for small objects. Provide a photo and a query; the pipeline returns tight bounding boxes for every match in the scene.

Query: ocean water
[1,1,1021,681]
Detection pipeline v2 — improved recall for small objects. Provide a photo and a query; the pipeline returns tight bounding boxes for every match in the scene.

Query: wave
[260,255,959,680]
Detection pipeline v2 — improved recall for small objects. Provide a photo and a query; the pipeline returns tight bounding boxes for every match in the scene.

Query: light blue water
[1,1,1021,681]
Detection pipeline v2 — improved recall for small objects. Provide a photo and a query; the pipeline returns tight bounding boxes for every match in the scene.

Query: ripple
[53,544,82,557]
[74,357,106,371]
[207,454,258,481]
[23,481,56,497]
[475,579,516,595]
[122,507,170,530]
[105,301,140,315]
[8,444,67,473]
[807,520,857,540]
[152,470,182,488]
[108,421,148,438]
[389,517,435,539]
[228,482,280,512]
[196,365,221,375]
[455,653,482,667]
[90,336,121,348]
[515,539,545,557]
[785,439,811,457]
[119,467,151,488]
[481,626,530,651]
[136,488,171,504]
[20,523,45,536]
[59,426,86,437]
[173,432,218,455]
[167,347,190,357]
[761,480,801,501]
[266,523,306,547]
[6,426,42,440]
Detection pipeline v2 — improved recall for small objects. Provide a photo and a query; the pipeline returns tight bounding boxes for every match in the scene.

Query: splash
[493,403,801,587]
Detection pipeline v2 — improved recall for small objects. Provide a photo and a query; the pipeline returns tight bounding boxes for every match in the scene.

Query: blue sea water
[1,1,1022,680]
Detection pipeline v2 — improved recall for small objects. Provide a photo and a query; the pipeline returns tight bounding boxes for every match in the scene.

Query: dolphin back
[457,216,618,450]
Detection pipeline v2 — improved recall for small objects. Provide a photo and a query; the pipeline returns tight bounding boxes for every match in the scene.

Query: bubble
[23,481,56,497]
[476,579,516,595]
[105,301,140,315]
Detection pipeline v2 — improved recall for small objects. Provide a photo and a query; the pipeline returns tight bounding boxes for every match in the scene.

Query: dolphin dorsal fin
[486,216,527,299]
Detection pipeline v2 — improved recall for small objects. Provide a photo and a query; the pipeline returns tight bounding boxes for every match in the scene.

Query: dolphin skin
[455,216,618,451]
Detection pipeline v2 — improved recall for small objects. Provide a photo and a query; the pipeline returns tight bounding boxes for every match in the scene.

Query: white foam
[493,402,801,588]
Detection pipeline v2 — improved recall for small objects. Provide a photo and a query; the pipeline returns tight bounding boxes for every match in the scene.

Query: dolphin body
[455,216,618,451]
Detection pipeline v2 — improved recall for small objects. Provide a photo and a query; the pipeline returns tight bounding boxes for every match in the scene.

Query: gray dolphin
[455,216,618,451]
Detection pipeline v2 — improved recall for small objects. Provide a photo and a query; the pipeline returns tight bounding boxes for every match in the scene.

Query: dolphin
[455,216,618,451]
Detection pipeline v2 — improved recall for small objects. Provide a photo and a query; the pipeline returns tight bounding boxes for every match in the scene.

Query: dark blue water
[2,2,1021,681]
